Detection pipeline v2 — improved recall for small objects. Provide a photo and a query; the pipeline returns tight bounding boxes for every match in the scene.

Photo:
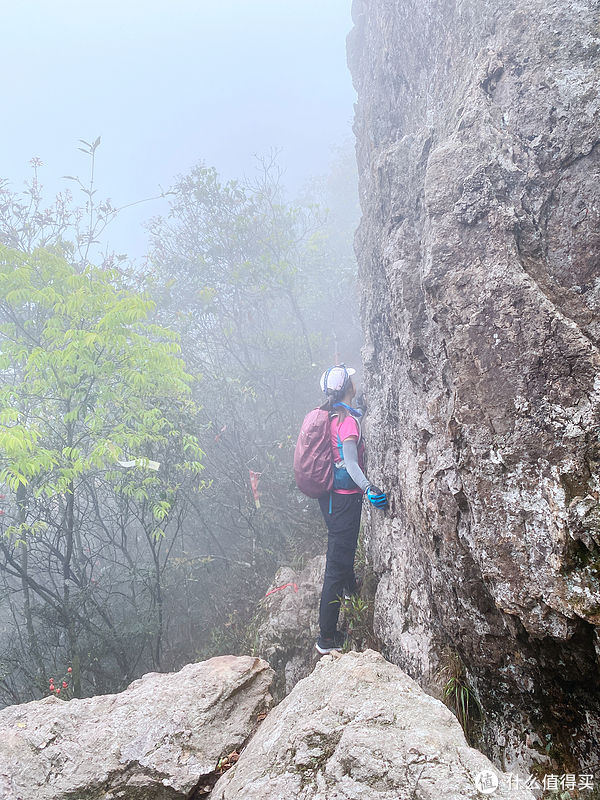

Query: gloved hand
[366,485,388,509]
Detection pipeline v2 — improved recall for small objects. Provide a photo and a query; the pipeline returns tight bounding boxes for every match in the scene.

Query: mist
[1,0,356,258]
[0,0,363,706]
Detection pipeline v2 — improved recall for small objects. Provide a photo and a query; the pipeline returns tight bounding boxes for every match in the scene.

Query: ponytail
[320,391,349,424]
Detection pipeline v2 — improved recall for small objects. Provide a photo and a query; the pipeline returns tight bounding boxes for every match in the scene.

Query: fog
[2,0,356,257]
[0,0,363,706]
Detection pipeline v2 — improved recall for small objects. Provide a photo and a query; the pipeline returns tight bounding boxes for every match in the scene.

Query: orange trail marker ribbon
[214,424,227,442]
[249,470,262,508]
[265,582,299,598]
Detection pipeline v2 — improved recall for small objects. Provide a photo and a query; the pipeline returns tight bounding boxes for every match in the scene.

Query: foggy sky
[1,0,356,258]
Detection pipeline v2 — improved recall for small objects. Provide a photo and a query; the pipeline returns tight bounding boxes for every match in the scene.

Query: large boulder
[212,649,535,799]
[348,0,600,769]
[0,655,273,800]
[256,555,325,700]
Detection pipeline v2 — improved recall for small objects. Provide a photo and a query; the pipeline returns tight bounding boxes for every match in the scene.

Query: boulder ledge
[212,649,535,800]
[0,655,273,800]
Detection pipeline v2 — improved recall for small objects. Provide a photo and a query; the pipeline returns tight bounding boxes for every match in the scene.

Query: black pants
[318,491,363,638]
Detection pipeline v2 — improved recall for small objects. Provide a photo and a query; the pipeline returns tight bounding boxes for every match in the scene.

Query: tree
[0,146,364,701]
[0,141,167,269]
[297,141,363,366]
[0,245,204,701]
[144,156,362,654]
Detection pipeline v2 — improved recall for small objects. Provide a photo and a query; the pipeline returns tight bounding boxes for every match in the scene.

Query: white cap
[320,365,356,393]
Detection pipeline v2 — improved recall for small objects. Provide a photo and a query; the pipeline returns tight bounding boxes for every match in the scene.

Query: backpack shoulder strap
[334,413,362,449]
[355,415,362,446]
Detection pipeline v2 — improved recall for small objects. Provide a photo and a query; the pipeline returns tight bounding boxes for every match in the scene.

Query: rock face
[0,656,273,800]
[348,0,600,770]
[256,555,325,701]
[212,649,535,799]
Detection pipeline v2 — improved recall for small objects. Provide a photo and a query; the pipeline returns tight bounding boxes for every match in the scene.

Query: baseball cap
[320,365,356,393]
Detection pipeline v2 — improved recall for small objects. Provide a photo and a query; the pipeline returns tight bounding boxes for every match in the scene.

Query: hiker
[315,364,387,654]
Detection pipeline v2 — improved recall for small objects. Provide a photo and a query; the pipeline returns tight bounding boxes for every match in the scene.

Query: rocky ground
[0,656,273,800]
[255,555,325,701]
[0,650,537,800]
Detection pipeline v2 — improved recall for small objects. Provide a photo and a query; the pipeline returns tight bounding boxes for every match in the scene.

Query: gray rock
[212,649,535,799]
[0,655,273,800]
[348,0,600,771]
[256,555,325,700]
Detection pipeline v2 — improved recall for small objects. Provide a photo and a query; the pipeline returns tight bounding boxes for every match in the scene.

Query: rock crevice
[211,650,536,800]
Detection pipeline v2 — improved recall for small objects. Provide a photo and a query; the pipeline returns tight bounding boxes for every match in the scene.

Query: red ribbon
[249,470,262,508]
[265,582,298,598]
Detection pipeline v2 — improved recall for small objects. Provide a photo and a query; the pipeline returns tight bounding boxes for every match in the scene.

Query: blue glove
[366,485,388,509]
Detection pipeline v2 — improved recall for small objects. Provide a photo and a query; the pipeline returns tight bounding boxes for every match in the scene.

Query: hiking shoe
[315,631,346,655]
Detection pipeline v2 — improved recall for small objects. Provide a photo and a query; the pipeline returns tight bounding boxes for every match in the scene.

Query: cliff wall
[348,0,600,770]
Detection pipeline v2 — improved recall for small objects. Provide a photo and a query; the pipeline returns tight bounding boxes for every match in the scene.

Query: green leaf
[0,245,204,527]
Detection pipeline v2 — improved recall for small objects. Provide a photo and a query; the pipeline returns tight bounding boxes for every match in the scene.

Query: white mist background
[1,0,356,258]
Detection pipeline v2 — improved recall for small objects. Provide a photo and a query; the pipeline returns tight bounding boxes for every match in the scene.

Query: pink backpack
[293,408,333,498]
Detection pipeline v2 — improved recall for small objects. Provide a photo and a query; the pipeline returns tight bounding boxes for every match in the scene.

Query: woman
[316,364,387,655]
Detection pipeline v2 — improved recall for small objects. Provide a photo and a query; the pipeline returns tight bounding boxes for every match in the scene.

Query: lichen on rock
[0,656,273,800]
[348,0,600,772]
[254,555,325,701]
[211,649,536,799]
